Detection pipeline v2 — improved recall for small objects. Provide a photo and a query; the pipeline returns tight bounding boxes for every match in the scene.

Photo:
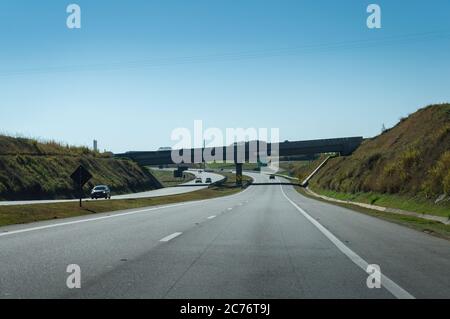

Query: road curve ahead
[0,169,222,206]
[112,169,224,200]
[0,173,449,299]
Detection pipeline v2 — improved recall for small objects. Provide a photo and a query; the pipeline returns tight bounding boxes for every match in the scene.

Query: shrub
[364,153,382,170]
[444,171,450,195]
[422,151,450,196]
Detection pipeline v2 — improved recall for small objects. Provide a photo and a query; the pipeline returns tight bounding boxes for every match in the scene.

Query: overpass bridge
[115,137,363,185]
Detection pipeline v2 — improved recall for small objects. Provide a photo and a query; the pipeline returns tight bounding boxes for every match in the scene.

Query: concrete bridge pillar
[235,163,243,187]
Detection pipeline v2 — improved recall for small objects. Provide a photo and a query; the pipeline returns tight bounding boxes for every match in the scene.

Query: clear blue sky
[0,0,449,153]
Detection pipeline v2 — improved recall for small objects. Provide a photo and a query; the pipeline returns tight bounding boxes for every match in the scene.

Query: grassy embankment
[278,155,331,180]
[306,188,450,218]
[0,135,161,200]
[147,168,195,187]
[0,172,252,227]
[308,104,450,218]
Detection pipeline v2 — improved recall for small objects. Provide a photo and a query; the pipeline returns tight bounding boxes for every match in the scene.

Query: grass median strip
[0,185,244,228]
[147,168,195,187]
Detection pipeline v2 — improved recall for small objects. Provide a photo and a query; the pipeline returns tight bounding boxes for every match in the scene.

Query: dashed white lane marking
[159,232,183,242]
[0,184,253,238]
[280,185,415,300]
[207,215,216,220]
[227,208,233,211]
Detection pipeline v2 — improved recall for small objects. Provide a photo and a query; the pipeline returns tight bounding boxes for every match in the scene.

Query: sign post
[70,165,93,207]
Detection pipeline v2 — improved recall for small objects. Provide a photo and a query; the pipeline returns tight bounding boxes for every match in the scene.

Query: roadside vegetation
[0,172,252,227]
[307,188,450,218]
[279,161,309,176]
[295,186,450,240]
[0,135,161,200]
[219,172,253,186]
[205,162,259,171]
[147,168,195,187]
[0,134,108,157]
[279,156,331,181]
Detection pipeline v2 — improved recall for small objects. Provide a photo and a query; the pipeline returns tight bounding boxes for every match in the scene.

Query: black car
[91,185,111,199]
[269,175,276,180]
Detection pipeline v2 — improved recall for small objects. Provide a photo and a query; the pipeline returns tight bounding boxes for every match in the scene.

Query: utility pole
[203,139,206,170]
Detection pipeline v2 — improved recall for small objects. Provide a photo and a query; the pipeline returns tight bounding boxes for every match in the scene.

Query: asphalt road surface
[0,172,449,298]
[0,169,223,206]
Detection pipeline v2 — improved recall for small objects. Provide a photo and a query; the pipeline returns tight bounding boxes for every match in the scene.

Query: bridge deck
[115,137,363,166]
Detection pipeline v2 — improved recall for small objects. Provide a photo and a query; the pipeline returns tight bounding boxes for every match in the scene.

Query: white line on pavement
[207,215,216,220]
[280,185,415,300]
[159,232,183,242]
[0,185,252,238]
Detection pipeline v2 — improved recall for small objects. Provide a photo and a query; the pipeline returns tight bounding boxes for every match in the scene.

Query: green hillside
[305,104,450,216]
[0,135,161,200]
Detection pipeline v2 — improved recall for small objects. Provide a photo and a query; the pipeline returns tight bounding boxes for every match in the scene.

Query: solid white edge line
[159,232,183,242]
[0,184,252,238]
[279,184,415,300]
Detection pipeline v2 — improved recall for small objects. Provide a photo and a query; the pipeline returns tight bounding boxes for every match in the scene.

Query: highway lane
[0,173,449,298]
[0,169,223,206]
[279,179,450,299]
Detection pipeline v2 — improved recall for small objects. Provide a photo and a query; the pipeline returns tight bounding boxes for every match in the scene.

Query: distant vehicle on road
[205,177,212,184]
[269,175,275,180]
[195,177,203,184]
[91,185,111,199]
